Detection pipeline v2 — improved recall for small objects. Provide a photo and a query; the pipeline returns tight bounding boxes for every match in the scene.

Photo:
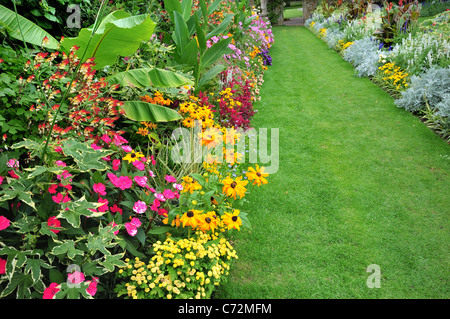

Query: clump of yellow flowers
[319,28,327,38]
[114,232,238,299]
[378,62,409,91]
[338,40,353,52]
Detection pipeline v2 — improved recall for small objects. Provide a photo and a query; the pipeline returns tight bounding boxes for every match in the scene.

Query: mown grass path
[215,26,450,298]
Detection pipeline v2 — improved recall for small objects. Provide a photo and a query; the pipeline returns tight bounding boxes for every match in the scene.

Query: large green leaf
[121,101,182,122]
[172,11,189,56]
[107,67,193,88]
[200,37,232,70]
[197,64,225,91]
[0,4,59,49]
[206,13,235,40]
[60,10,155,69]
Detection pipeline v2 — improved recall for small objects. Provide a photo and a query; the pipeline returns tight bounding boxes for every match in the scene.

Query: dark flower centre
[130,153,136,158]
[187,211,194,218]
[230,181,237,188]
[231,216,238,222]
[256,172,261,177]
[205,217,211,223]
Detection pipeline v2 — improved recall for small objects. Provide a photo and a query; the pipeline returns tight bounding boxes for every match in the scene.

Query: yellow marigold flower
[180,209,202,228]
[198,211,218,233]
[123,150,145,163]
[181,176,202,193]
[199,127,223,149]
[222,210,242,231]
[245,164,269,186]
[221,176,248,199]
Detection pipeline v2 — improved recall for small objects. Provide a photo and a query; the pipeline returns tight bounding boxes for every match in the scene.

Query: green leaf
[49,268,64,283]
[172,11,189,55]
[121,101,182,122]
[206,13,235,40]
[99,253,126,272]
[61,138,115,172]
[0,272,29,298]
[24,165,65,179]
[0,4,59,49]
[24,259,42,284]
[200,37,232,71]
[147,226,174,235]
[191,173,206,187]
[57,195,104,228]
[107,67,193,89]
[60,11,156,69]
[11,139,44,157]
[51,240,84,260]
[197,64,225,91]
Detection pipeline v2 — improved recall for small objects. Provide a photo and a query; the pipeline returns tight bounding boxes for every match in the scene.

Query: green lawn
[214,26,450,299]
[284,6,303,20]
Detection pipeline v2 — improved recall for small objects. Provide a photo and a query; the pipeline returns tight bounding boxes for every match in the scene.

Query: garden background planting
[306,0,450,141]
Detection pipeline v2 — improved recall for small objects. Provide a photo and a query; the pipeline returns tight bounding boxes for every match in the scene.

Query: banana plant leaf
[121,101,182,122]
[60,10,155,69]
[107,67,193,88]
[0,4,59,49]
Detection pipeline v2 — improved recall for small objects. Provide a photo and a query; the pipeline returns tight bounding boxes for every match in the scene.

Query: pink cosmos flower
[52,192,70,204]
[86,277,99,296]
[133,200,147,214]
[158,208,168,216]
[47,216,61,234]
[48,184,58,194]
[6,159,19,168]
[110,204,123,215]
[54,146,63,154]
[57,170,72,182]
[0,216,11,231]
[165,175,177,183]
[121,145,132,152]
[134,175,148,188]
[132,160,145,171]
[55,160,66,167]
[150,155,156,165]
[8,170,19,179]
[97,197,109,212]
[93,183,107,196]
[148,170,156,177]
[112,159,120,171]
[150,198,160,212]
[125,217,142,236]
[91,143,102,150]
[107,173,132,190]
[68,271,85,285]
[0,258,6,275]
[43,283,60,299]
[101,134,111,144]
[173,183,183,191]
[113,134,128,146]
[0,176,3,185]
[154,193,166,202]
[162,189,176,199]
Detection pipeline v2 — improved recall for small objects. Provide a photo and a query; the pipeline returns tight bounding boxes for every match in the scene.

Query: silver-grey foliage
[343,37,381,77]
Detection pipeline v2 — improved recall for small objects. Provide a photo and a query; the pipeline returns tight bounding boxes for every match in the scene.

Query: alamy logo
[366,264,381,288]
[66,4,81,29]
[170,120,279,174]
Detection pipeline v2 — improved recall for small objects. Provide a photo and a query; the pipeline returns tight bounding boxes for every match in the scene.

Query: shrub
[343,36,381,77]
[395,66,450,112]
